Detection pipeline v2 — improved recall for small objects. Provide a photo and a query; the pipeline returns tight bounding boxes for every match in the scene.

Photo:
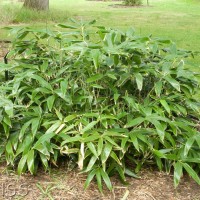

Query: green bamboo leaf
[103,131,127,137]
[160,100,171,114]
[19,120,32,141]
[182,158,200,164]
[155,156,163,171]
[18,31,29,39]
[123,96,138,110]
[155,81,162,97]
[129,134,139,152]
[117,73,129,87]
[91,49,100,69]
[110,151,122,166]
[182,163,200,185]
[55,109,63,121]
[96,169,103,193]
[170,43,177,54]
[6,140,14,157]
[114,93,120,104]
[101,142,112,164]
[60,80,68,95]
[40,61,48,72]
[4,104,14,117]
[174,161,183,187]
[165,75,180,91]
[82,133,100,142]
[176,104,187,115]
[125,117,144,128]
[116,165,126,182]
[86,74,103,83]
[3,115,11,127]
[152,149,166,158]
[91,84,104,89]
[16,135,33,156]
[31,118,40,137]
[121,137,129,153]
[107,73,117,80]
[64,114,77,123]
[85,155,97,172]
[184,137,195,156]
[100,168,112,191]
[87,142,98,158]
[148,119,165,141]
[84,169,97,190]
[97,137,103,156]
[104,136,120,148]
[125,168,140,179]
[57,24,78,29]
[61,135,82,145]
[33,132,55,149]
[27,150,35,175]
[46,121,62,134]
[34,143,50,157]
[40,153,49,170]
[135,73,143,91]
[30,74,52,90]
[195,135,200,149]
[18,154,28,175]
[82,121,98,133]
[47,95,56,112]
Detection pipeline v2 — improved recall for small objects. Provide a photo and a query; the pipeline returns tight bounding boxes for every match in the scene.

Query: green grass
[0,0,200,53]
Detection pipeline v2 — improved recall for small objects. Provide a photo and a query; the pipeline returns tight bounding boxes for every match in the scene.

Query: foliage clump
[124,0,142,6]
[0,19,200,191]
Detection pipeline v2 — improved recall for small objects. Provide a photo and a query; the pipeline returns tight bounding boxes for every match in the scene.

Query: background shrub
[124,0,142,6]
[0,19,199,191]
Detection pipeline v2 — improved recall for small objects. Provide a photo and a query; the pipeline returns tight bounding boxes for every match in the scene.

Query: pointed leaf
[160,100,171,114]
[101,142,112,164]
[135,73,143,91]
[165,76,180,91]
[82,121,98,133]
[27,150,35,174]
[125,117,144,128]
[174,161,183,188]
[18,154,28,175]
[87,142,98,158]
[182,163,200,185]
[47,95,56,112]
[184,137,195,156]
[84,169,97,190]
[100,168,112,191]
[86,74,103,83]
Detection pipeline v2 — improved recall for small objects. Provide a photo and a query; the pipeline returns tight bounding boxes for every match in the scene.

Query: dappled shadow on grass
[108,4,152,8]
[86,0,151,8]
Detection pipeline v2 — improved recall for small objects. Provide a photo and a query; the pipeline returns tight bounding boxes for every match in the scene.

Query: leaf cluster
[0,19,200,191]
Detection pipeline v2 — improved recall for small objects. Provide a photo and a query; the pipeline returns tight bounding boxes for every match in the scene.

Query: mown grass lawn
[0,0,200,52]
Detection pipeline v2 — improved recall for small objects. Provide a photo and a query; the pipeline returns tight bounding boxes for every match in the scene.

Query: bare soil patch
[0,163,200,200]
[0,41,10,61]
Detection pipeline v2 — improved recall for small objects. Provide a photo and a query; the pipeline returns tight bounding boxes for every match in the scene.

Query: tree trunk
[23,0,49,11]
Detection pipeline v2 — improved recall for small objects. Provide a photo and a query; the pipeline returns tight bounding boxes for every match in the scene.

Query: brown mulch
[0,164,200,200]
